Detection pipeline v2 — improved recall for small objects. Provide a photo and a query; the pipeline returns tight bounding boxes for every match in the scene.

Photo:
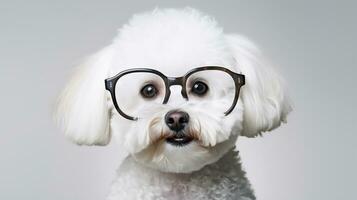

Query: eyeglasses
[105,66,245,120]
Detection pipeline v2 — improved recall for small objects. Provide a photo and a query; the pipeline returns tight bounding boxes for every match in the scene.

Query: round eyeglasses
[105,66,245,120]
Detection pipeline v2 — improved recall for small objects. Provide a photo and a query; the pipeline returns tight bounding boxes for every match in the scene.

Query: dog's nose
[165,110,189,132]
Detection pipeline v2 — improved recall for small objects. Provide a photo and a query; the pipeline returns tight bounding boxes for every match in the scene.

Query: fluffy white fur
[54,8,292,200]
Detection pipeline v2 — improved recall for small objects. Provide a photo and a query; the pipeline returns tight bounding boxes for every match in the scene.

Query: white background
[1,0,356,199]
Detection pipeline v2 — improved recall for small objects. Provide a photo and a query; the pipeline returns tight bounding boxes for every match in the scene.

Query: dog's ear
[54,45,114,145]
[225,34,292,137]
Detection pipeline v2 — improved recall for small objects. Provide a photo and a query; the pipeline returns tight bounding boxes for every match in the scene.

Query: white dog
[55,8,292,200]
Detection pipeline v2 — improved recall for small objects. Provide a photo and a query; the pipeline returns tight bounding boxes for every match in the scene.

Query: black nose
[165,110,189,132]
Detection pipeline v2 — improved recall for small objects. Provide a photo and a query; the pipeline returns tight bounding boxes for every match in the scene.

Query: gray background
[1,0,356,199]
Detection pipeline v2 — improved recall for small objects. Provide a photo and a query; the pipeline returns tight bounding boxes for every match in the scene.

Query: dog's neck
[107,147,255,200]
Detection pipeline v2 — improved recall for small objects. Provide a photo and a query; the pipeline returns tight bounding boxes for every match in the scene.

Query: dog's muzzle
[164,110,193,146]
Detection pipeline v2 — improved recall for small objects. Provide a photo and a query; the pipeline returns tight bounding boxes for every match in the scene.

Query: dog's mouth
[165,133,193,147]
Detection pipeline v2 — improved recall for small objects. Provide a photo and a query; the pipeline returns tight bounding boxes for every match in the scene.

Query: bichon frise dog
[55,8,292,200]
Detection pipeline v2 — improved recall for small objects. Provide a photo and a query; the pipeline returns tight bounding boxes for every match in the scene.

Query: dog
[54,8,292,200]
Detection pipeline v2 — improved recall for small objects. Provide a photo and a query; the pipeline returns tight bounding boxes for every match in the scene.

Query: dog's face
[109,65,244,172]
[55,8,292,173]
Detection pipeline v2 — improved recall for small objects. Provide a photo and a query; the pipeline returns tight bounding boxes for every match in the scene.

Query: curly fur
[107,150,255,200]
[54,7,292,200]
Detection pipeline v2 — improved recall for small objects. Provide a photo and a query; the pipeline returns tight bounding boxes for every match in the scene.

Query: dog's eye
[191,81,208,96]
[140,84,158,99]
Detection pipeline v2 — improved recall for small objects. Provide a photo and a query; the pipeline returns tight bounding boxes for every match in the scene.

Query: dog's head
[54,8,292,173]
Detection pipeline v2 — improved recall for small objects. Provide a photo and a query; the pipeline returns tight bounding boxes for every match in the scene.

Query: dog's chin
[132,134,237,173]
[133,140,212,173]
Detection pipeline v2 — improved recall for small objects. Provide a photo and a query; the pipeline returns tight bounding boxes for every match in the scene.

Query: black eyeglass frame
[105,66,245,121]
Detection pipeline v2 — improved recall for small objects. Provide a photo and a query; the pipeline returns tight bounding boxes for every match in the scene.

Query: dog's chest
[106,153,255,200]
